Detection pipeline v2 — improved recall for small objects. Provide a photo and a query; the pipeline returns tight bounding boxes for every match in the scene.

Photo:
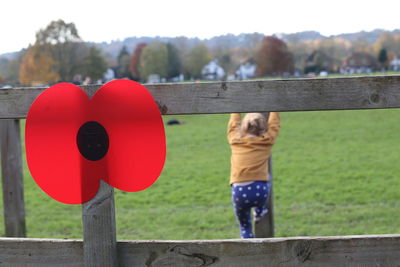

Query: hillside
[93,29,400,59]
[2,29,399,61]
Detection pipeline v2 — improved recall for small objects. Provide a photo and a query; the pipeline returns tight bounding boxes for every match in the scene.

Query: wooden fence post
[255,156,274,238]
[79,84,118,267]
[82,180,117,266]
[0,119,26,237]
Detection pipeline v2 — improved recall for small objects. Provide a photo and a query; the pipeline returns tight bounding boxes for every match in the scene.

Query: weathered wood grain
[0,119,26,237]
[2,76,400,118]
[82,181,118,267]
[0,238,83,266]
[1,235,400,266]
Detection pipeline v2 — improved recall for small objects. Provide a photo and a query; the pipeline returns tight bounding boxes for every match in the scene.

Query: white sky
[1,0,400,54]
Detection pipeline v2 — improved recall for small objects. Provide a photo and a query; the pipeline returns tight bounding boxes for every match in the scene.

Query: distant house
[103,68,115,83]
[304,50,333,74]
[170,74,185,82]
[341,52,377,74]
[390,57,400,71]
[236,61,256,80]
[147,74,161,83]
[202,60,225,80]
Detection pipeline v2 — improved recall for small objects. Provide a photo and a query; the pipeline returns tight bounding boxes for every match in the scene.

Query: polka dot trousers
[231,181,270,238]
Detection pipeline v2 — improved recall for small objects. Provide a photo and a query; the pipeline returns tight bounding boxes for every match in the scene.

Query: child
[227,112,280,238]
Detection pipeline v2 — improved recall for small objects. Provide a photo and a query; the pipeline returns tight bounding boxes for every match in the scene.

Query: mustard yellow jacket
[227,112,280,184]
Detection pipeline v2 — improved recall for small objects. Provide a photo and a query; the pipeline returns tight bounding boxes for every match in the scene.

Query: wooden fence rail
[1,76,400,118]
[1,235,400,266]
[1,76,400,266]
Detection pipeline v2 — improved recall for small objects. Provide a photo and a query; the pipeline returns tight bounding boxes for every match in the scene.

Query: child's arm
[267,112,280,144]
[227,113,241,141]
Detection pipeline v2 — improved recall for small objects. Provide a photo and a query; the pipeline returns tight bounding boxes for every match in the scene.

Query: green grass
[1,109,400,240]
[326,71,400,78]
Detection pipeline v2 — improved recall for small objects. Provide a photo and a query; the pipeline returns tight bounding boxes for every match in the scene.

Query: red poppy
[25,80,166,204]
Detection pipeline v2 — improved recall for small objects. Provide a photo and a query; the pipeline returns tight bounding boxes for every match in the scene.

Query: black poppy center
[77,121,109,161]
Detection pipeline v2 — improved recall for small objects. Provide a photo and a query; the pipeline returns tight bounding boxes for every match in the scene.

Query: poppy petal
[91,79,166,192]
[25,83,101,204]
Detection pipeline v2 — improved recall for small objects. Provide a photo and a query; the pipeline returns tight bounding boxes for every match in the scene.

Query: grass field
[1,109,400,240]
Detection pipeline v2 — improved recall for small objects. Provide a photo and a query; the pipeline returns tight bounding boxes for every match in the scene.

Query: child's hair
[240,113,267,137]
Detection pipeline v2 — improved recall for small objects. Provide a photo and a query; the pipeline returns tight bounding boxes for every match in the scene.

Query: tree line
[0,19,293,86]
[1,20,400,86]
[19,20,108,86]
[111,34,294,81]
[288,33,400,74]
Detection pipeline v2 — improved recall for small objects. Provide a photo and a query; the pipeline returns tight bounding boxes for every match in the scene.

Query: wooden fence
[1,76,400,266]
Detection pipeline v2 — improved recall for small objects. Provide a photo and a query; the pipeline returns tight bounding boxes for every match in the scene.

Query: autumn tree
[19,45,59,85]
[80,46,108,81]
[213,49,234,74]
[316,38,351,72]
[184,43,211,79]
[0,58,13,83]
[256,36,293,76]
[166,43,181,79]
[116,45,130,78]
[0,58,8,79]
[229,47,255,69]
[351,38,373,54]
[35,19,83,81]
[169,37,196,75]
[304,50,333,74]
[378,48,388,70]
[5,58,21,83]
[208,36,235,74]
[139,42,168,80]
[0,52,23,84]
[129,43,147,81]
[36,20,81,44]
[374,32,400,57]
[287,41,313,72]
[238,33,264,63]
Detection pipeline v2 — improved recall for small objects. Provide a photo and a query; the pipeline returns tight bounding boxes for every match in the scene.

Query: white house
[147,74,161,83]
[103,68,115,82]
[235,62,256,80]
[202,60,225,80]
[390,57,400,71]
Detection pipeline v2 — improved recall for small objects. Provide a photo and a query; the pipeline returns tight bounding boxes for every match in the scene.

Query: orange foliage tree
[19,45,59,86]
[256,36,294,76]
[129,42,147,81]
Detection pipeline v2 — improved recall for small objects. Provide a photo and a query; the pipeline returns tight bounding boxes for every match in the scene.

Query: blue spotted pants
[231,181,270,238]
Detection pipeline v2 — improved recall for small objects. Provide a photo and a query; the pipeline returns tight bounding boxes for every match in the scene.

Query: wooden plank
[82,180,118,266]
[1,235,400,266]
[2,76,400,118]
[0,238,83,266]
[254,157,274,238]
[79,84,118,266]
[0,119,26,237]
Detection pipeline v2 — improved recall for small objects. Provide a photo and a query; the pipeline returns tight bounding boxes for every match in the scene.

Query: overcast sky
[1,0,399,54]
